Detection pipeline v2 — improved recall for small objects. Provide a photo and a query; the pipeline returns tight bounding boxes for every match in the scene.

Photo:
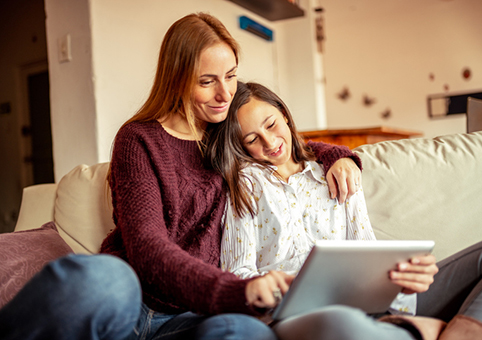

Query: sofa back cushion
[354,131,482,260]
[54,162,115,254]
[15,183,57,232]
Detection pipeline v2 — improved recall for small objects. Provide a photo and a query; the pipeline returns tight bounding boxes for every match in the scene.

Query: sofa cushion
[0,222,73,309]
[54,162,115,254]
[14,183,57,232]
[354,131,482,260]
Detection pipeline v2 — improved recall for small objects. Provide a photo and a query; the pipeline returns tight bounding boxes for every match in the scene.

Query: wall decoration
[462,67,472,80]
[381,108,391,119]
[362,94,376,107]
[337,87,351,101]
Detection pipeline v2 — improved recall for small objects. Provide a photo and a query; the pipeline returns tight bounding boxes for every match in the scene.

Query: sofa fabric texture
[0,222,73,308]
[354,131,482,260]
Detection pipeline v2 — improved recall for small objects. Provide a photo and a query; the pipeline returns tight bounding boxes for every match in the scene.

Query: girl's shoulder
[305,160,328,184]
[240,163,275,179]
[306,160,325,173]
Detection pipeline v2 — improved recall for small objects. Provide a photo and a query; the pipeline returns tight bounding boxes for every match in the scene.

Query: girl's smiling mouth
[269,143,283,157]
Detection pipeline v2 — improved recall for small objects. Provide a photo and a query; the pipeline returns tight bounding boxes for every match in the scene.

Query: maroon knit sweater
[100,121,360,316]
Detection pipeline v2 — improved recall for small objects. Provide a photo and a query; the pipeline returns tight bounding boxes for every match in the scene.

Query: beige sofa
[13,131,482,261]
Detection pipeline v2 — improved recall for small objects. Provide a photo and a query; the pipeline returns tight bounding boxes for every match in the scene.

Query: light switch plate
[58,34,72,63]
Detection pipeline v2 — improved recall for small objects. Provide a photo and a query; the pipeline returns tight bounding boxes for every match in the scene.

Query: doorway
[26,70,54,184]
[18,61,54,188]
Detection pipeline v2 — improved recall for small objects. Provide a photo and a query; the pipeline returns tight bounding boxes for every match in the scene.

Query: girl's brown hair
[204,81,315,217]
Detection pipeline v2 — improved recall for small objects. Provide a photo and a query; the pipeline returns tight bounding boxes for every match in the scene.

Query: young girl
[206,81,416,315]
[206,82,482,340]
[216,87,376,277]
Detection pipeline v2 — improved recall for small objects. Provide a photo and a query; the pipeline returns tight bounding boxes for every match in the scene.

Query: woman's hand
[245,271,295,308]
[326,158,362,203]
[389,254,439,294]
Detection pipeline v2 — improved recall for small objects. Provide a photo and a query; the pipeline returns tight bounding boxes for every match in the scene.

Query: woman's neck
[158,114,204,140]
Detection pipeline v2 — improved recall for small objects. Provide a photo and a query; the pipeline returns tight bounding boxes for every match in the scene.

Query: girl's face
[192,42,238,127]
[237,98,295,170]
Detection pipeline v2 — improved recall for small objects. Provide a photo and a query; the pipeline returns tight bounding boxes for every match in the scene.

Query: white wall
[45,0,482,180]
[276,0,327,131]
[45,0,325,180]
[45,0,98,181]
[321,0,482,138]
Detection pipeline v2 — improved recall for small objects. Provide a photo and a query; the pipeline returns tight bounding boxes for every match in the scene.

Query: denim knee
[52,255,141,339]
[0,254,142,340]
[195,313,277,340]
[47,255,139,300]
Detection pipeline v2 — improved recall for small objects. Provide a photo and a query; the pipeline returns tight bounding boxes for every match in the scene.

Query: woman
[205,81,482,340]
[99,13,362,340]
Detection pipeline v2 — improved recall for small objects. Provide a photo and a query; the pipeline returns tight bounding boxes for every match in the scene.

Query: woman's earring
[284,116,289,124]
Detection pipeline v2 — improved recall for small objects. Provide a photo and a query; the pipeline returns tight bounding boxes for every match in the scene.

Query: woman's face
[192,42,238,126]
[237,98,294,169]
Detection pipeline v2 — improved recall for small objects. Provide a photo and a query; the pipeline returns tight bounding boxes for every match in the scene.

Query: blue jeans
[126,303,276,340]
[0,254,141,340]
[0,254,276,340]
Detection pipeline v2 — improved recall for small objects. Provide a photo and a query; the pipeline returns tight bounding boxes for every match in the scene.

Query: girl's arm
[221,198,295,309]
[221,200,261,279]
[344,186,376,241]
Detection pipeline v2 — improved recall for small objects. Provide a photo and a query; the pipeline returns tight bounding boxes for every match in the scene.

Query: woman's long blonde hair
[108,13,240,183]
[122,12,239,139]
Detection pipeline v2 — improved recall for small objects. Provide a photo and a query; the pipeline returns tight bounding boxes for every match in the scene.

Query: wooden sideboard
[299,126,423,149]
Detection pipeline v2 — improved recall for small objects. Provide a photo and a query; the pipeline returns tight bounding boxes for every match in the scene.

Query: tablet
[271,240,435,321]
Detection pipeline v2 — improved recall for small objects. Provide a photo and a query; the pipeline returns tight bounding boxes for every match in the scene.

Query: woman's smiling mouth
[209,103,230,113]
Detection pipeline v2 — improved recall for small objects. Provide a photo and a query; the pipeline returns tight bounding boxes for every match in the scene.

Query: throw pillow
[0,221,73,308]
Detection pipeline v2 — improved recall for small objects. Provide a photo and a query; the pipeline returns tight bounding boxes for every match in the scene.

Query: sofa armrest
[15,183,57,232]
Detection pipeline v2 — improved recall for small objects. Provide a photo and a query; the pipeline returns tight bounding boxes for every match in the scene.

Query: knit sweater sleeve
[307,141,362,172]
[103,124,260,316]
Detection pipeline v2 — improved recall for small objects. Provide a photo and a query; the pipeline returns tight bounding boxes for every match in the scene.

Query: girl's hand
[326,158,362,204]
[389,254,438,294]
[245,271,295,308]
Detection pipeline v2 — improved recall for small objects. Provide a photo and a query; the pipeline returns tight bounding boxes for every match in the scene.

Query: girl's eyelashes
[246,136,257,145]
[243,120,276,145]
